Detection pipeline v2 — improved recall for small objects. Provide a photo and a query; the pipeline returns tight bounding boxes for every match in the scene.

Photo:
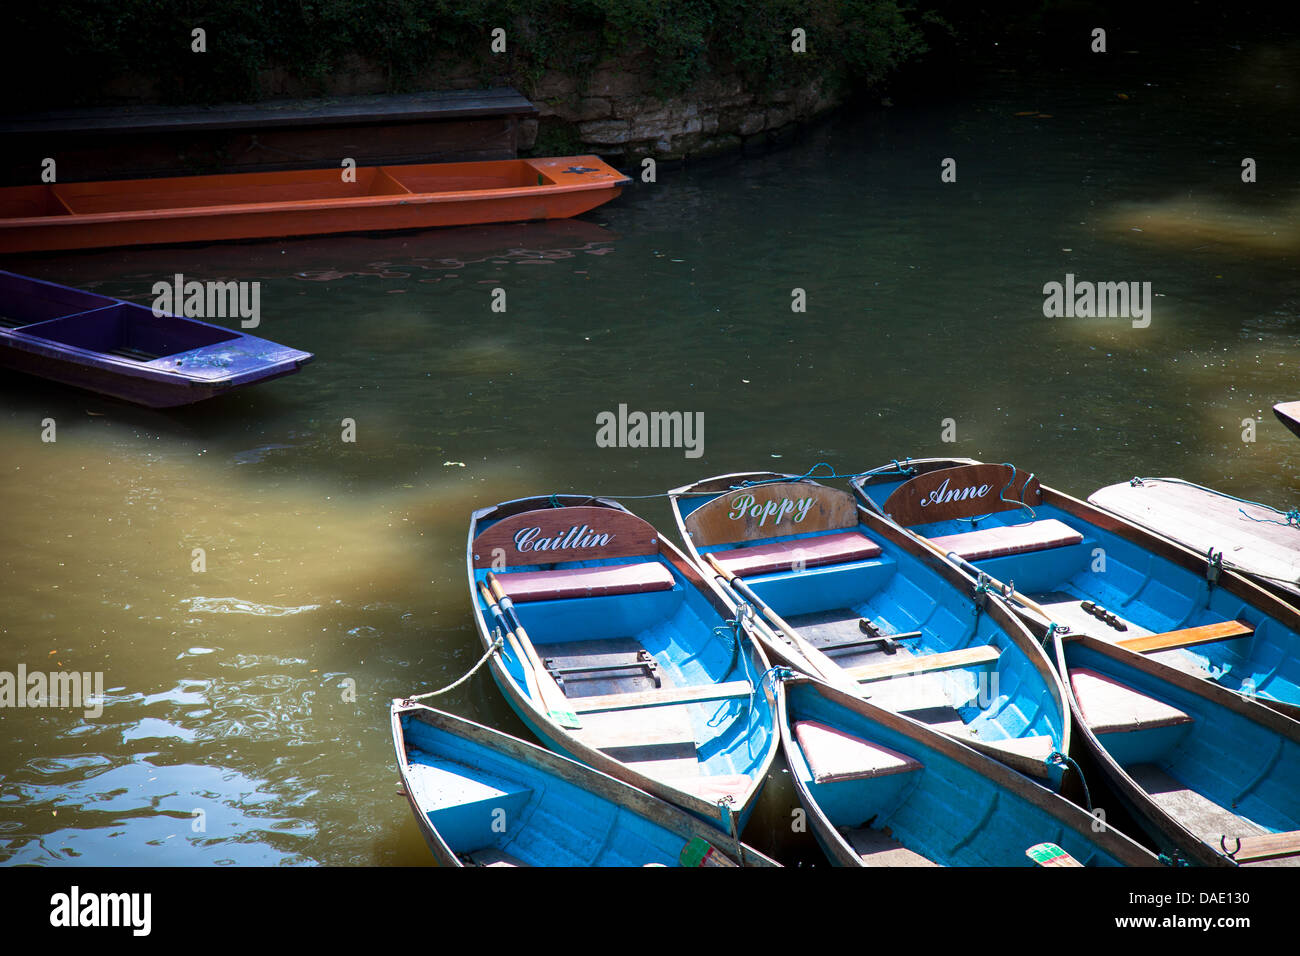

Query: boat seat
[495,562,675,603]
[1069,669,1193,735]
[667,774,754,804]
[466,847,529,867]
[842,826,937,866]
[709,531,882,578]
[929,518,1083,562]
[571,680,753,715]
[848,645,1001,684]
[1117,620,1254,655]
[1233,830,1300,864]
[794,720,922,784]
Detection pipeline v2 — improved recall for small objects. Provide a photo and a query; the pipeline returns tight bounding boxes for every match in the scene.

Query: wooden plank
[1234,829,1300,863]
[571,681,753,715]
[881,463,1042,527]
[684,481,858,546]
[0,89,538,135]
[1275,401,1300,440]
[574,707,697,751]
[1117,620,1254,655]
[1089,479,1300,599]
[466,847,529,867]
[848,645,1001,683]
[1128,764,1267,846]
[1070,669,1193,735]
[471,506,659,568]
[843,827,938,867]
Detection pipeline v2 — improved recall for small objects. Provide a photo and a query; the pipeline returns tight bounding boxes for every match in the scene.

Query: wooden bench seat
[710,531,882,578]
[1069,669,1193,735]
[1117,620,1254,655]
[1233,829,1300,864]
[571,680,752,715]
[794,720,922,784]
[929,518,1083,562]
[466,847,529,867]
[495,562,675,603]
[848,645,1002,684]
[843,826,937,866]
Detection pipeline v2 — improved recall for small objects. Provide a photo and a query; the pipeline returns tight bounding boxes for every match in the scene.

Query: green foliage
[6,0,930,108]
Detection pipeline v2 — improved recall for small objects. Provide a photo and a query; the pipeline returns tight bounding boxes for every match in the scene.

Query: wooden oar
[917,537,1056,622]
[704,554,862,697]
[477,582,545,708]
[482,574,580,729]
[1026,842,1082,867]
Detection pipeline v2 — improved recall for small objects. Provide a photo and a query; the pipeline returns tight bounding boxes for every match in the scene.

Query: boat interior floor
[1034,591,1151,642]
[785,607,924,665]
[546,636,707,782]
[785,608,961,710]
[841,825,938,867]
[540,637,665,700]
[1125,764,1299,865]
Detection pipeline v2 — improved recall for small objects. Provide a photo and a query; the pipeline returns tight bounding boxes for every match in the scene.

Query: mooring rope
[406,633,505,701]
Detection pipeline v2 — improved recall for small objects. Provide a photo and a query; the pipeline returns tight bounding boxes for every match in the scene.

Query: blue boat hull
[467,494,779,835]
[0,270,312,406]
[779,675,1159,866]
[392,703,778,866]
[854,458,1300,716]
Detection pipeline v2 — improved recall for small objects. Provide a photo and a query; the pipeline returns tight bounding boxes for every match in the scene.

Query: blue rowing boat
[778,674,1159,866]
[1053,631,1300,866]
[666,473,1073,789]
[390,703,779,867]
[0,270,312,406]
[466,494,779,835]
[851,458,1300,718]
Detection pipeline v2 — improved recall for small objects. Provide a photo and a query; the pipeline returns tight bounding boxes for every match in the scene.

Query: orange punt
[0,156,630,253]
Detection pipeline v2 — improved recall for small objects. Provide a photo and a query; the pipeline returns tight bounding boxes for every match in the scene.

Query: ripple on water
[180,597,320,617]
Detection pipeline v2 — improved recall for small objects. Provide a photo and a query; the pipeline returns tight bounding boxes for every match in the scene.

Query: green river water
[1,33,1298,866]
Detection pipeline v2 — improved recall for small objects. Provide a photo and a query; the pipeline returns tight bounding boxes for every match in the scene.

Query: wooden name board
[684,482,858,546]
[880,464,1041,526]
[472,506,659,568]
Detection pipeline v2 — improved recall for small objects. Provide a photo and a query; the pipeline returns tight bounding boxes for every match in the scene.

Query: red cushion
[496,562,675,603]
[712,531,882,578]
[929,518,1083,562]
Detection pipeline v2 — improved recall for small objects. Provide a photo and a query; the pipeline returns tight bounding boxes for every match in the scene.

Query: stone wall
[527,51,842,160]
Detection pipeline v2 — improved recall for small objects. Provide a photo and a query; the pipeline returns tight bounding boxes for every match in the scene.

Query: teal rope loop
[1047,750,1092,814]
[954,463,1037,526]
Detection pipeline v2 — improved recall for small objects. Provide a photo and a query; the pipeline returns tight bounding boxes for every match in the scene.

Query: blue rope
[954,463,1037,526]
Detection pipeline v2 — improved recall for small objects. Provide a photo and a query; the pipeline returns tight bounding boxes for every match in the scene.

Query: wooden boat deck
[1276,402,1300,440]
[1089,478,1300,600]
[842,826,938,867]
[1,88,540,185]
[1124,764,1300,865]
